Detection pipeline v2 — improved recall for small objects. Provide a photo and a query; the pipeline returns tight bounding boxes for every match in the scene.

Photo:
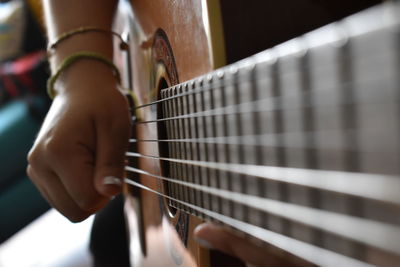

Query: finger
[43,117,109,213]
[93,105,130,197]
[56,152,110,213]
[27,147,60,210]
[27,164,53,206]
[194,223,285,267]
[28,164,91,222]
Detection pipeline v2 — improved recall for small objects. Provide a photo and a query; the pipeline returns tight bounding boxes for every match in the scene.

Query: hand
[27,60,130,222]
[194,223,296,267]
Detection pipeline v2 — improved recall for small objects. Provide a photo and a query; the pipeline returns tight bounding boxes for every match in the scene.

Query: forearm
[42,0,118,70]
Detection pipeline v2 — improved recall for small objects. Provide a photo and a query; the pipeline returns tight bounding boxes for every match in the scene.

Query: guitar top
[113,1,400,266]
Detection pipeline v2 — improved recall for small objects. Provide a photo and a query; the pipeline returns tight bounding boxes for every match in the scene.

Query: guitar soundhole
[157,77,178,217]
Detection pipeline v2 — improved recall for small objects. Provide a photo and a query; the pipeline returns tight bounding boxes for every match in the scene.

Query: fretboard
[126,3,400,266]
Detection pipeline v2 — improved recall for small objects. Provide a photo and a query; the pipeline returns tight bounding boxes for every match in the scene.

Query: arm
[27,0,129,222]
[44,0,116,70]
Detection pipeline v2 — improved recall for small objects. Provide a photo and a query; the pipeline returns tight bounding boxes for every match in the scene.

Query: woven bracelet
[46,51,121,99]
[47,26,129,54]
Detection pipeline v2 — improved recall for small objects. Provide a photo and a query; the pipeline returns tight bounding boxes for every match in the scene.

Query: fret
[254,62,276,230]
[247,63,267,228]
[256,59,280,232]
[171,87,181,209]
[271,50,311,244]
[250,67,264,164]
[212,72,232,218]
[282,53,307,241]
[173,85,183,210]
[160,89,167,201]
[160,90,170,202]
[334,35,366,259]
[311,36,357,254]
[340,41,360,173]
[205,75,221,217]
[298,44,322,250]
[189,81,202,217]
[338,41,367,261]
[279,50,310,204]
[182,83,195,214]
[271,59,286,167]
[170,87,181,210]
[238,64,257,165]
[197,78,211,219]
[202,76,214,219]
[219,71,234,218]
[177,84,190,213]
[164,88,177,208]
[202,76,213,213]
[238,64,262,226]
[227,68,247,222]
[165,87,173,209]
[173,85,186,210]
[397,20,400,178]
[173,85,185,211]
[269,58,291,236]
[311,40,353,225]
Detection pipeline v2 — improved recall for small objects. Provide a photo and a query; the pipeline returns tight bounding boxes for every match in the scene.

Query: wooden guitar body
[113,0,400,266]
[114,1,217,266]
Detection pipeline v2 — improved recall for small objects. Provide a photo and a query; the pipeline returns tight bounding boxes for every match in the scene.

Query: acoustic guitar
[113,0,400,266]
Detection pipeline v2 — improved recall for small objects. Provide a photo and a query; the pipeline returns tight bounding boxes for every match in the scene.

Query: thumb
[94,113,130,197]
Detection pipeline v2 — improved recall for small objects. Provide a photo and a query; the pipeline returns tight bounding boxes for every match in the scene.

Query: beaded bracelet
[47,51,121,99]
[47,26,129,55]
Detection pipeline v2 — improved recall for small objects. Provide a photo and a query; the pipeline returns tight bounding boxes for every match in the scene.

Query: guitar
[113,0,400,266]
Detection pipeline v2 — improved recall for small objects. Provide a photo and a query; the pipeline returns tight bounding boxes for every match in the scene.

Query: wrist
[48,33,114,72]
[53,58,119,98]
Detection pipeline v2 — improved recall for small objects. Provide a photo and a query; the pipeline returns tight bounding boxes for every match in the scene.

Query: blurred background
[0,0,50,244]
[0,2,95,266]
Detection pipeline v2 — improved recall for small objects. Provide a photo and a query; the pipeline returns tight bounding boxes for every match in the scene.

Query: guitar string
[123,178,374,267]
[124,165,400,254]
[129,74,396,152]
[133,72,395,125]
[132,51,389,110]
[124,152,400,205]
[133,62,298,109]
[128,128,396,153]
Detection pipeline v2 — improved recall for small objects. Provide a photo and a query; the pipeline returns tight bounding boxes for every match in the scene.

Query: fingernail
[103,176,122,186]
[195,237,214,249]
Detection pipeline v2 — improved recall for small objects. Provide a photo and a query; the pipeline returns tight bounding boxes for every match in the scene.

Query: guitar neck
[126,3,400,266]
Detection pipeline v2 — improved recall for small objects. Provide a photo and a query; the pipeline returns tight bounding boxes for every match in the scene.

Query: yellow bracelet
[47,51,121,99]
[47,26,129,54]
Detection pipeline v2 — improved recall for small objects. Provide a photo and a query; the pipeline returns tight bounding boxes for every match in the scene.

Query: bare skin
[28,0,128,222]
[27,0,283,265]
[27,59,130,221]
